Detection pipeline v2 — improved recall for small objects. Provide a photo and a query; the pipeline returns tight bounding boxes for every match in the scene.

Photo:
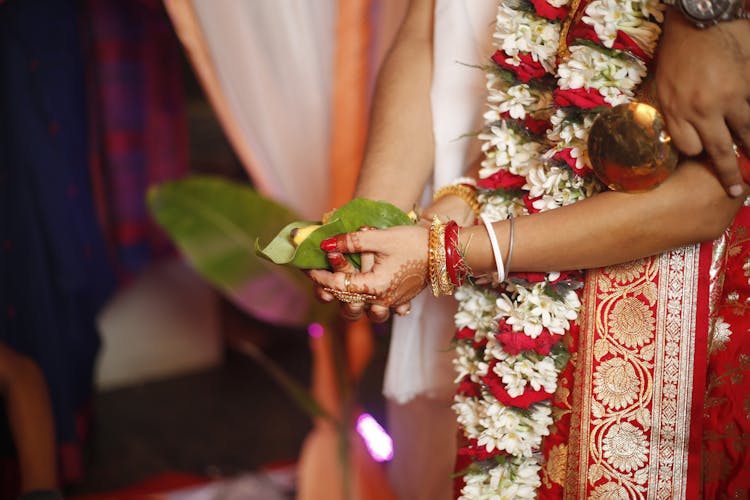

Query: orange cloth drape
[298,2,396,499]
[162,0,271,197]
[328,0,376,386]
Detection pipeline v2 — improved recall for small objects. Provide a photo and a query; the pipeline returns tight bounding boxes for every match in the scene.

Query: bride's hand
[309,225,430,312]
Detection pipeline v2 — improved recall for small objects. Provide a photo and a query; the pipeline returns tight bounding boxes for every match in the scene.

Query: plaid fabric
[85,0,189,281]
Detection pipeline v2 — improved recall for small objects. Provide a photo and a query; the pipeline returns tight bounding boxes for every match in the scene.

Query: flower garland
[452,0,664,497]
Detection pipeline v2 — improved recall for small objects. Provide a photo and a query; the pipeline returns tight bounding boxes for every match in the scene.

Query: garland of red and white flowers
[452,0,664,496]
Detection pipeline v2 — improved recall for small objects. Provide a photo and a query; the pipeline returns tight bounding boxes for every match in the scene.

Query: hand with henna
[655,11,750,195]
[311,193,475,322]
[308,225,431,318]
[310,226,410,322]
[312,234,410,322]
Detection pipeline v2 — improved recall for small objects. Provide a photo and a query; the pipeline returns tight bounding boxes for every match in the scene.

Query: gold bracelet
[433,183,481,219]
[427,216,455,297]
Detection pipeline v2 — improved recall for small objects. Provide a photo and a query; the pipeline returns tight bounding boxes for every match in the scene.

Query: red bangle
[444,221,467,287]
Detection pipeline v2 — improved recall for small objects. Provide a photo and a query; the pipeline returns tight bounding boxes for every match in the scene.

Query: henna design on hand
[345,231,363,253]
[361,259,428,307]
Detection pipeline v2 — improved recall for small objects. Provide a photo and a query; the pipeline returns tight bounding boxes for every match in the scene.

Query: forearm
[0,346,57,492]
[354,0,436,211]
[460,160,746,273]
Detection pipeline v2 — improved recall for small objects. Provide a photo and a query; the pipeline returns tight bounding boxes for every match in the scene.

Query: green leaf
[147,175,335,327]
[256,197,414,270]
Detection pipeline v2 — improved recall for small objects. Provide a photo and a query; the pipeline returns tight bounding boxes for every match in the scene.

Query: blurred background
[0,0,406,498]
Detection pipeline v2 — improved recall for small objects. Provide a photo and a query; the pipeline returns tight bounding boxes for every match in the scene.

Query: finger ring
[322,287,376,304]
[344,273,352,292]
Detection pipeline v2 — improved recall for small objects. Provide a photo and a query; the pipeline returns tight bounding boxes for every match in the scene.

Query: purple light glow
[356,413,393,462]
[307,323,324,338]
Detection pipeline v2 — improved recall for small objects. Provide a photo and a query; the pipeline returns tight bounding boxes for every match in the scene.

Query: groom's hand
[656,10,750,197]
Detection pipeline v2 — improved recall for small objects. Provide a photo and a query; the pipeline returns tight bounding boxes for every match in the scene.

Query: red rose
[495,322,560,356]
[550,270,582,283]
[459,438,506,460]
[498,111,550,136]
[478,169,527,190]
[510,271,549,283]
[492,50,547,83]
[496,330,541,355]
[523,193,542,214]
[523,115,551,136]
[613,31,649,62]
[568,22,600,46]
[553,87,609,109]
[481,366,552,409]
[568,23,650,62]
[457,377,483,398]
[529,0,568,21]
[456,326,476,341]
[553,147,592,176]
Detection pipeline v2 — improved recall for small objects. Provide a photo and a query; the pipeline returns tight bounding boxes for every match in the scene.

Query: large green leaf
[147,175,334,327]
[256,197,414,269]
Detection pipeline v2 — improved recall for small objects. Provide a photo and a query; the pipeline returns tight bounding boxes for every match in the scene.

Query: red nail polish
[320,238,338,252]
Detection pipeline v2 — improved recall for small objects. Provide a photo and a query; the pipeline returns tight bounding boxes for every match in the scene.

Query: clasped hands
[309,224,429,322]
[309,194,475,322]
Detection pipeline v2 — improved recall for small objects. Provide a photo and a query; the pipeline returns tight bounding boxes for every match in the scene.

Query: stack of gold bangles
[427,215,475,297]
[428,216,454,296]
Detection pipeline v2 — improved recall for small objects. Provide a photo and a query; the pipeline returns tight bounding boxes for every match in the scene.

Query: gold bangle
[427,216,455,297]
[433,184,481,219]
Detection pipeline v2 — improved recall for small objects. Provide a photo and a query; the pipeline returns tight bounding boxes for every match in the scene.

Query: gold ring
[323,287,376,304]
[344,273,352,292]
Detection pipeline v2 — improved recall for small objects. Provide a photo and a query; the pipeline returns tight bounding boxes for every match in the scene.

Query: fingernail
[359,225,375,231]
[729,184,744,198]
[328,252,345,264]
[320,238,338,252]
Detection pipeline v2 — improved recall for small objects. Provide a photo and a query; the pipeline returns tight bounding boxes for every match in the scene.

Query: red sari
[539,205,750,498]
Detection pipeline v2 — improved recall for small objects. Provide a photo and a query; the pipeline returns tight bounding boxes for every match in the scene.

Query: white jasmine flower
[497,84,537,119]
[455,286,501,333]
[494,7,561,72]
[557,45,647,96]
[478,194,524,221]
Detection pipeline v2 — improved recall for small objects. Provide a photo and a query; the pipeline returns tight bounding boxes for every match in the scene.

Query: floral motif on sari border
[566,245,700,499]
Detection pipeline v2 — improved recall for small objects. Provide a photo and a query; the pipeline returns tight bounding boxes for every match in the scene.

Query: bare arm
[0,344,57,494]
[463,160,746,273]
[311,159,747,305]
[354,0,436,210]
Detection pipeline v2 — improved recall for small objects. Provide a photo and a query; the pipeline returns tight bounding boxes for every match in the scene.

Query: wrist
[459,222,511,277]
[432,182,481,221]
[422,195,476,226]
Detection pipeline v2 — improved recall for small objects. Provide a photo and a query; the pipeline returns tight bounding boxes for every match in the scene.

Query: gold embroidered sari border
[567,246,702,499]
